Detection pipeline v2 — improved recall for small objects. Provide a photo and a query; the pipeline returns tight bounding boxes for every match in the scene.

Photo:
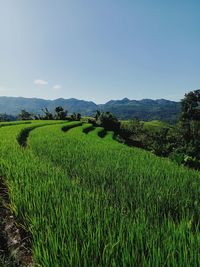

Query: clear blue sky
[0,0,199,103]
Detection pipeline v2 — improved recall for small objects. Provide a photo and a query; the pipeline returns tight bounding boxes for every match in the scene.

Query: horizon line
[0,95,181,104]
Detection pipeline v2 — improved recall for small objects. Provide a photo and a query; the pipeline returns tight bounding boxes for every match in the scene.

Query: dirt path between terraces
[0,177,34,267]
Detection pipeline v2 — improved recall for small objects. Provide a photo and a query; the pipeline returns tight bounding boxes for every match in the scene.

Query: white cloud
[34,79,48,85]
[52,84,62,91]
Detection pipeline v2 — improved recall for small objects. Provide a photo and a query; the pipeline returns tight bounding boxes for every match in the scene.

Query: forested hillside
[0,96,180,123]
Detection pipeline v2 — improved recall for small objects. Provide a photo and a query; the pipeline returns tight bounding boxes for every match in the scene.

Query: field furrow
[61,121,82,132]
[17,121,68,147]
[82,123,95,134]
[87,126,107,138]
[0,121,32,128]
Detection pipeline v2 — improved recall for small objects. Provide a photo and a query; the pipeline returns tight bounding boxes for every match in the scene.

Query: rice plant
[0,121,199,266]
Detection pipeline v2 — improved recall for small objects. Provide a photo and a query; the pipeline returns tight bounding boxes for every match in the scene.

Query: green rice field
[0,120,199,266]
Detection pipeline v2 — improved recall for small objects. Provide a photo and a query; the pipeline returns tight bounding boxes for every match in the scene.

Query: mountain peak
[0,96,180,123]
[122,97,130,101]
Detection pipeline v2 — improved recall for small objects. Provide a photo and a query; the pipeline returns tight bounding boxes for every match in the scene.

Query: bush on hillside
[18,109,33,120]
[55,106,68,120]
[96,111,120,133]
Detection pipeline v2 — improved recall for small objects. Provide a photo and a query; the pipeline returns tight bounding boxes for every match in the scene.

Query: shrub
[96,112,120,133]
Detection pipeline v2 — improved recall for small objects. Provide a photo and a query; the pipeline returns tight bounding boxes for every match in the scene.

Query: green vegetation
[82,123,95,134]
[143,120,172,130]
[95,111,120,132]
[61,121,82,132]
[0,96,180,123]
[119,90,200,169]
[0,120,199,266]
[119,118,175,156]
[0,120,32,127]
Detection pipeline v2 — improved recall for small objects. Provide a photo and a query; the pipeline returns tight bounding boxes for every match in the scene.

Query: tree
[70,113,81,121]
[95,110,101,121]
[180,89,200,158]
[41,108,54,120]
[55,106,68,120]
[0,113,14,122]
[18,109,32,120]
[96,111,120,132]
[181,90,200,121]
[70,113,76,121]
[76,113,81,121]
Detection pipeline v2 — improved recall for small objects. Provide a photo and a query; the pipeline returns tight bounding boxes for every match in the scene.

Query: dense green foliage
[96,111,120,132]
[18,109,33,120]
[118,90,200,169]
[0,120,199,266]
[143,120,172,130]
[54,106,68,120]
[0,113,16,122]
[179,89,200,158]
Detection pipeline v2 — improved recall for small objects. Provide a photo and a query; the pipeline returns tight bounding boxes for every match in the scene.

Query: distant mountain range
[0,96,181,123]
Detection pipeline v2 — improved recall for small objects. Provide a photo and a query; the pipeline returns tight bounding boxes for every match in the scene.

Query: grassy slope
[143,120,173,131]
[29,123,199,266]
[0,121,199,266]
[0,121,78,266]
[122,119,172,131]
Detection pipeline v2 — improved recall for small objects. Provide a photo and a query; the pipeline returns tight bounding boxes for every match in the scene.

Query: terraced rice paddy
[0,120,199,266]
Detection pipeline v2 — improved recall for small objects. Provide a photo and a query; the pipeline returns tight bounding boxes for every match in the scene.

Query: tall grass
[0,120,32,128]
[0,121,199,266]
